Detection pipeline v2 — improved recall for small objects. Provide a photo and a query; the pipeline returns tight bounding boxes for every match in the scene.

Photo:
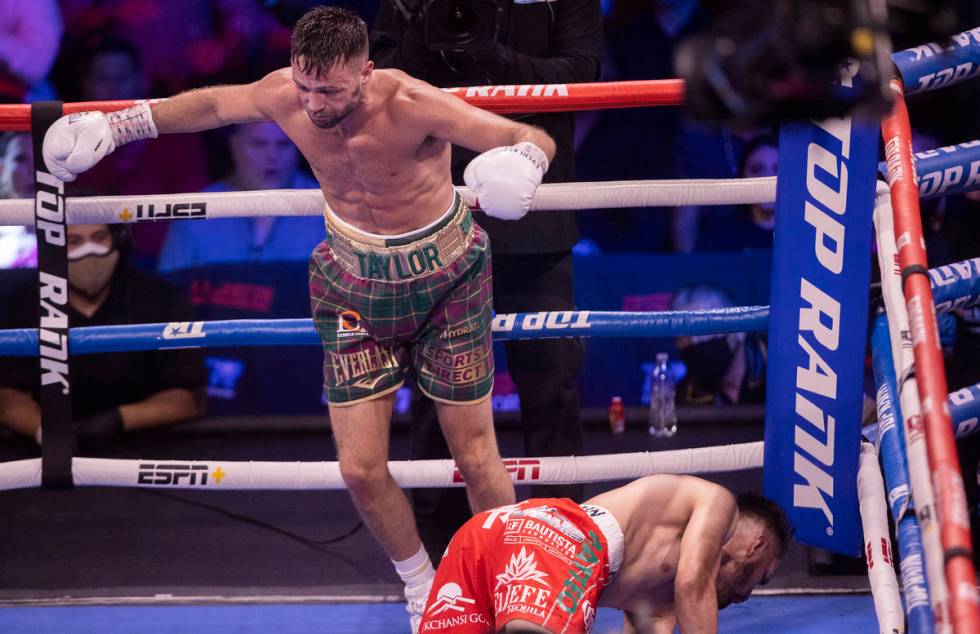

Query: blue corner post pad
[763,64,880,557]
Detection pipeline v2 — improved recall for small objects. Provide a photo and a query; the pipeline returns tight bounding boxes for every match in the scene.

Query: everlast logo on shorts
[354,244,444,280]
[133,202,207,220]
[328,345,399,386]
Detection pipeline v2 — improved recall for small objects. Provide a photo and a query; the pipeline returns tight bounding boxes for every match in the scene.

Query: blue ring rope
[2,248,978,359]
[0,307,770,356]
[871,315,934,633]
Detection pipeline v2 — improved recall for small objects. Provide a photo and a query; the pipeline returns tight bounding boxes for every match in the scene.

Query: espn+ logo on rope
[119,201,208,221]
[137,463,225,486]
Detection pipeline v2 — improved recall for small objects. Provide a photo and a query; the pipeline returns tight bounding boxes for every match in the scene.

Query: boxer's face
[293,55,373,129]
[715,525,781,609]
[716,554,779,608]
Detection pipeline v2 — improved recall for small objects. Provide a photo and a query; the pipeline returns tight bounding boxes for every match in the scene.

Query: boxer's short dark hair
[736,492,794,558]
[291,6,368,77]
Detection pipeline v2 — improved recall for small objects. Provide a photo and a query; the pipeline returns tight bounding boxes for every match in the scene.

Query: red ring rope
[0,79,685,131]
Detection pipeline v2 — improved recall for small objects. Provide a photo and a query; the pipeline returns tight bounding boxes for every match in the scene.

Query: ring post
[881,79,980,634]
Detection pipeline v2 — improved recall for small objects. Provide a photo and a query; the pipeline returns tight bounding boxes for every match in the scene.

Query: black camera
[675,0,893,127]
[393,0,501,52]
[424,0,500,52]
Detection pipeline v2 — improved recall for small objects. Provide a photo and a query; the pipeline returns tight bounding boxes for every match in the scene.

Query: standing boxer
[43,7,555,630]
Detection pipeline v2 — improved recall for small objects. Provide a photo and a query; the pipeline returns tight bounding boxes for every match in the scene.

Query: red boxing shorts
[418,498,624,633]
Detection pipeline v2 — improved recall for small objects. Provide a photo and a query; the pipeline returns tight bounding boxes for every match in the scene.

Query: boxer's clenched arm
[403,73,556,161]
[399,74,555,220]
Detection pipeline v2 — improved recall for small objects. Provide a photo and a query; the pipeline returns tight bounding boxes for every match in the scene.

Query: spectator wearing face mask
[670,285,766,406]
[157,121,324,273]
[0,224,207,451]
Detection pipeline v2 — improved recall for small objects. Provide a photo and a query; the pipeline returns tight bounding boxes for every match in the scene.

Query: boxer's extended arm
[674,491,738,634]
[43,72,278,181]
[150,82,270,133]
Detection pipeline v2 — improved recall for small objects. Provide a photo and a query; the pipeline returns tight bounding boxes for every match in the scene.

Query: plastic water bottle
[648,353,677,437]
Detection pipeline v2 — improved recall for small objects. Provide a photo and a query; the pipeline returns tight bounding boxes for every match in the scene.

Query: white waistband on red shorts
[580,504,624,581]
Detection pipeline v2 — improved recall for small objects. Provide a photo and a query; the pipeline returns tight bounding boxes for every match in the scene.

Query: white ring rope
[0,178,778,226]
[874,181,951,629]
[0,441,763,491]
[857,442,905,634]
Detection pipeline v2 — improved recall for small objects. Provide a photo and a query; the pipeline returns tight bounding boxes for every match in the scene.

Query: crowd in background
[0,0,977,262]
[0,0,979,582]
[0,0,978,420]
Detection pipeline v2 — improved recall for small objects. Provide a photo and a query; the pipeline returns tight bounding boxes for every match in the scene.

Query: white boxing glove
[43,102,158,182]
[463,141,548,220]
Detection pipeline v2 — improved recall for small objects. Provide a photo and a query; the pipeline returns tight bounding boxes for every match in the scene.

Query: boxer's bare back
[589,476,752,611]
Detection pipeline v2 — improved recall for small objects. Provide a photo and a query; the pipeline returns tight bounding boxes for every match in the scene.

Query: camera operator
[371,0,602,560]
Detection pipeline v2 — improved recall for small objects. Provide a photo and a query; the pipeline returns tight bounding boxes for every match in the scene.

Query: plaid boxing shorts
[309,191,494,406]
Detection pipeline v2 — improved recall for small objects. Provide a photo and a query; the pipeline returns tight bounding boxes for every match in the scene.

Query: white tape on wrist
[107,101,158,146]
[510,141,549,174]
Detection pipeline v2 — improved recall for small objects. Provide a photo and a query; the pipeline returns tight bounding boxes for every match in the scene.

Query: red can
[608,396,625,434]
